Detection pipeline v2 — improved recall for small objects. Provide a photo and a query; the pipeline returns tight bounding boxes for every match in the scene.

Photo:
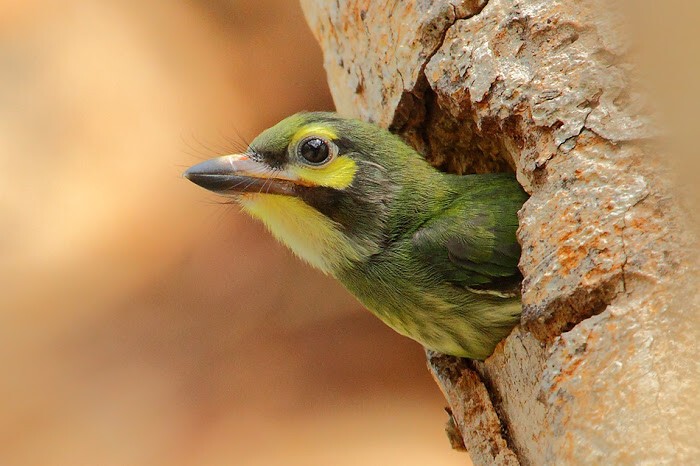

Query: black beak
[184,155,295,196]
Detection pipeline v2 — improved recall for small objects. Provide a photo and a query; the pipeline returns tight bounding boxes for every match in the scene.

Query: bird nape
[184,112,528,360]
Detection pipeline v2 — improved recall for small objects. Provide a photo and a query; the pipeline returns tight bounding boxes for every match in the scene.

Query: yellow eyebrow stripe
[290,156,357,189]
[290,125,338,146]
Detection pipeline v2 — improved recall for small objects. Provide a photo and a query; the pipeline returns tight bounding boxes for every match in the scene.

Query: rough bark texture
[301,1,699,464]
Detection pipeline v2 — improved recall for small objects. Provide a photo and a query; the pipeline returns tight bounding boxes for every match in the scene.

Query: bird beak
[184,154,296,196]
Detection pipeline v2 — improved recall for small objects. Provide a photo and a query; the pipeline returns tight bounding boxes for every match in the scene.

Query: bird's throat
[238,194,367,274]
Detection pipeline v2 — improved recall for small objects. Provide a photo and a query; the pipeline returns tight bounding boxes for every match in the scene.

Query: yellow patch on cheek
[289,156,357,189]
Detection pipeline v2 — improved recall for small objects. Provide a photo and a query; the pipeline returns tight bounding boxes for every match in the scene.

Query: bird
[184,112,528,359]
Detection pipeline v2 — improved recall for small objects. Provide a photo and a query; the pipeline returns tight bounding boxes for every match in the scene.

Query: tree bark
[301,1,699,464]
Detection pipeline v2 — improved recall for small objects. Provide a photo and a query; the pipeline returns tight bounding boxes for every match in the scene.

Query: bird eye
[299,137,331,165]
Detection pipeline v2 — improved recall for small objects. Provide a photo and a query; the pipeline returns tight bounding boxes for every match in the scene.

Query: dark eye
[299,137,330,164]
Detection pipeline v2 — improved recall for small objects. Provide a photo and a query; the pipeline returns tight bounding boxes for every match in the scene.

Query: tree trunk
[300,1,699,464]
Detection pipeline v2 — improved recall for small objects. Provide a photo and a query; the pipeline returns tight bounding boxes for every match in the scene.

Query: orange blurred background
[0,1,466,464]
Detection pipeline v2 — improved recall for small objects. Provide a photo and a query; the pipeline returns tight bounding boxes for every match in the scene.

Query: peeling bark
[301,0,699,464]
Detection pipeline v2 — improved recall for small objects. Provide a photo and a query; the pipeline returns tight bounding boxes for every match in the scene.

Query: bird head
[184,112,437,274]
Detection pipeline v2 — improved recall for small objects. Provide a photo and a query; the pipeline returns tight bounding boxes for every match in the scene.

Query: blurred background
[4,1,699,465]
[0,0,466,465]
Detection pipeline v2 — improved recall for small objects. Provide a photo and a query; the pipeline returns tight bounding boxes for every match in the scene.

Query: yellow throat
[238,194,366,274]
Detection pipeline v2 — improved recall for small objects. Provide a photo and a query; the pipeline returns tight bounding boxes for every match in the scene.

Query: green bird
[184,112,527,359]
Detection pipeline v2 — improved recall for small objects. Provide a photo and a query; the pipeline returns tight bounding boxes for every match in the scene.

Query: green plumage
[185,112,528,359]
[338,170,526,359]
